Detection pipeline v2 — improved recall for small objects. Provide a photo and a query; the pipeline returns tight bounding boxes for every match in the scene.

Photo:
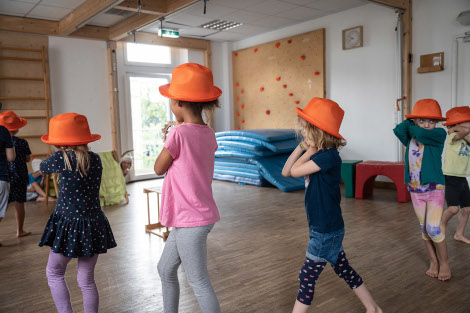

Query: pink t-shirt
[161,123,220,227]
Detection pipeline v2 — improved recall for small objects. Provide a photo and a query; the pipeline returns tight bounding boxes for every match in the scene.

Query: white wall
[412,0,470,113]
[48,36,113,153]
[211,41,233,133]
[213,3,399,162]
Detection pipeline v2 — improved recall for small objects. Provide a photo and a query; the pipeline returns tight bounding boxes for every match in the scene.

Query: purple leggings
[46,251,99,313]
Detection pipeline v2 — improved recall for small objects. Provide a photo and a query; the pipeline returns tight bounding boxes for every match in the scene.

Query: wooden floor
[1,180,470,313]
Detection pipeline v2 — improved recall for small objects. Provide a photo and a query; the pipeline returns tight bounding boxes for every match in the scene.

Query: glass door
[126,74,172,181]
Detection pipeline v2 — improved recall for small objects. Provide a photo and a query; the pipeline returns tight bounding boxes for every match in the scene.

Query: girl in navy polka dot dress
[38,113,116,313]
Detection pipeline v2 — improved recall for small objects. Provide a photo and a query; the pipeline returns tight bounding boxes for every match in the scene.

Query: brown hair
[297,116,346,150]
[178,99,220,124]
[55,145,90,176]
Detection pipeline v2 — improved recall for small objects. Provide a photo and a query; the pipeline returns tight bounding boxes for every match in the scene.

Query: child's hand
[448,125,469,134]
[161,121,176,142]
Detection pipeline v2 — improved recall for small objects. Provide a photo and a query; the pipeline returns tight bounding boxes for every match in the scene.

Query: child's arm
[409,125,446,147]
[25,154,31,162]
[40,151,65,174]
[154,148,173,175]
[5,147,15,162]
[449,126,470,143]
[393,119,413,146]
[290,147,320,178]
[282,141,308,177]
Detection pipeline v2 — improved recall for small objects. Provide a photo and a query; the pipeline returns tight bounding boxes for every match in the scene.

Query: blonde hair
[55,145,90,176]
[297,116,346,150]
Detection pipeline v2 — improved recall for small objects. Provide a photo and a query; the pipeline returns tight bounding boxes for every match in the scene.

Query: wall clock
[342,26,363,50]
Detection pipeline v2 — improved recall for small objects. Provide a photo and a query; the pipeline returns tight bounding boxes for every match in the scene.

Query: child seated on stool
[26,158,55,202]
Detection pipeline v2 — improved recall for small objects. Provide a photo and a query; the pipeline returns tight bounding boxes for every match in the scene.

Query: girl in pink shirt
[154,63,222,313]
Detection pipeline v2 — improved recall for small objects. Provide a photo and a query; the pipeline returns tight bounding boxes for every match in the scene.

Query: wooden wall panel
[232,28,325,130]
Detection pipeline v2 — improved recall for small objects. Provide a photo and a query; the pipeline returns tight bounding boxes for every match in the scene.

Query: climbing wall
[232,28,325,130]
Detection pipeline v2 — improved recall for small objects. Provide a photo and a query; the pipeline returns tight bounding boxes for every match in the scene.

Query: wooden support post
[107,41,121,156]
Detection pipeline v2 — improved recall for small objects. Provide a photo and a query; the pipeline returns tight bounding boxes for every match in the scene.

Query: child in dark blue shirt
[282,98,382,313]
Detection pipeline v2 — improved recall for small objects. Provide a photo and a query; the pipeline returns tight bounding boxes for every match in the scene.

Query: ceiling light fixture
[201,19,242,31]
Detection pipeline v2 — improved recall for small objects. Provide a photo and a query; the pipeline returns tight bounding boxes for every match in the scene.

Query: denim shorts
[306,228,345,265]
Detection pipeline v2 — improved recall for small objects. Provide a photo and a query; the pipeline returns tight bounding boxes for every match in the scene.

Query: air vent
[106,8,134,18]
[201,20,242,31]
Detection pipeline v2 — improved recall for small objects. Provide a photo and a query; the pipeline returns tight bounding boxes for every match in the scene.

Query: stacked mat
[214,129,305,192]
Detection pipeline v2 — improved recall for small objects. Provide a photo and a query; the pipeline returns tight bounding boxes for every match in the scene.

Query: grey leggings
[158,224,221,313]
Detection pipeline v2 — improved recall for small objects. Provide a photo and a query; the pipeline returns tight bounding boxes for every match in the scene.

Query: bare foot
[425,261,439,278]
[48,197,56,202]
[366,306,383,313]
[17,231,31,238]
[454,234,470,244]
[438,262,451,281]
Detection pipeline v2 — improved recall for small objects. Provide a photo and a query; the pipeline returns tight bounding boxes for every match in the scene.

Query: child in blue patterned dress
[0,111,31,238]
[38,113,116,313]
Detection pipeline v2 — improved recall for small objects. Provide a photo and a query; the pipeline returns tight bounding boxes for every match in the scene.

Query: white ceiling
[0,0,370,41]
[141,0,369,41]
[0,0,86,20]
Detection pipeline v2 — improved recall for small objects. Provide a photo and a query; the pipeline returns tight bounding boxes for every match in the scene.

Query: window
[126,43,171,64]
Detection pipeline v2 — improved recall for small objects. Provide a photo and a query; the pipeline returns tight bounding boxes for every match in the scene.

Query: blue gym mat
[216,129,297,142]
[217,137,300,153]
[213,173,270,187]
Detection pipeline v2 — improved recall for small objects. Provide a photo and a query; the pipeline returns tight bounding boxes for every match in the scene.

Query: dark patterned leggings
[297,251,364,305]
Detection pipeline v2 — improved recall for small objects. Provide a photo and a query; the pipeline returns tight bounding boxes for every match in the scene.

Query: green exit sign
[158,29,179,38]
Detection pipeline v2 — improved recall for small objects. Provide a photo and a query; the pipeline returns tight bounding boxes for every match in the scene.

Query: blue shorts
[306,228,345,265]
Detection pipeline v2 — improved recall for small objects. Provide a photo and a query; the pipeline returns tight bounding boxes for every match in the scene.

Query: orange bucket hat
[405,99,446,121]
[443,106,470,126]
[0,111,27,131]
[159,63,222,102]
[296,97,345,140]
[42,113,101,146]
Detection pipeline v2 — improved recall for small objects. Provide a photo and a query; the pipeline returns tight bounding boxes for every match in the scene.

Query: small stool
[341,160,363,198]
[143,186,170,239]
[355,161,410,203]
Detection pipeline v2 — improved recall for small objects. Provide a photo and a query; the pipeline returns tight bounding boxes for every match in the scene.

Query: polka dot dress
[38,151,117,258]
[8,136,31,203]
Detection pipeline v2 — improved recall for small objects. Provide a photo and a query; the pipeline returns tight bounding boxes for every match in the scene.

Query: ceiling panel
[205,31,247,41]
[305,0,368,13]
[165,13,214,27]
[214,0,257,10]
[88,12,127,27]
[39,0,86,10]
[26,4,71,20]
[222,10,270,24]
[246,0,298,16]
[183,2,239,19]
[250,15,296,28]
[275,6,326,20]
[0,0,36,16]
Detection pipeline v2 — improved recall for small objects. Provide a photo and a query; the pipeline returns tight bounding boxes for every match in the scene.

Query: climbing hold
[289,93,293,97]
[275,42,280,48]
[282,84,287,88]
[241,120,245,123]
[276,77,281,81]
[288,39,292,44]
[241,105,245,109]
[266,110,270,115]
[236,97,239,102]
[300,55,306,60]
[314,72,320,75]
[234,52,238,57]
[235,83,239,87]
[295,101,300,104]
[236,113,240,117]
[254,48,258,53]
[241,90,244,94]
[260,87,264,92]
[236,127,240,130]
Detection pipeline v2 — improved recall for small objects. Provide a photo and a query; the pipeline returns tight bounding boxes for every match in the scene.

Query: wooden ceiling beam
[0,15,58,36]
[114,0,167,15]
[120,31,210,50]
[58,0,124,36]
[108,0,199,41]
[69,25,110,41]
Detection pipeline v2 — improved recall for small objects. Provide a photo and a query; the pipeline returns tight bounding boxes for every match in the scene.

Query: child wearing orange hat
[0,111,31,238]
[154,63,222,313]
[38,113,116,312]
[393,99,451,281]
[0,124,15,246]
[282,98,382,313]
[440,106,470,244]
